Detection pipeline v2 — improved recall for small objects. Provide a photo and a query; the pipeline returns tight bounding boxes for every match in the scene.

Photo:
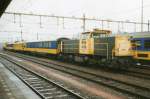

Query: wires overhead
[1,11,150,34]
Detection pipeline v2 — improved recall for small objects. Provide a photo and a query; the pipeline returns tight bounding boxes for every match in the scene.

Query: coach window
[132,40,141,48]
[144,40,150,49]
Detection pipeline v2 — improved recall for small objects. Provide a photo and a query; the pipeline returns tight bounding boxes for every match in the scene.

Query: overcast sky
[0,0,150,42]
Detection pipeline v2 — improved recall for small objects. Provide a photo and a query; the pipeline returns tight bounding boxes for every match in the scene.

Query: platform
[0,61,40,99]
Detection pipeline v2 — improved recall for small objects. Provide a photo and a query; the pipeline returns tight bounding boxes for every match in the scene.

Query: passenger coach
[132,37,150,62]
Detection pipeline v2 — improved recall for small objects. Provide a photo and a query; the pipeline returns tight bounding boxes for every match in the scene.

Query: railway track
[134,65,150,71]
[2,52,150,99]
[5,51,150,80]
[0,55,85,99]
[125,67,150,80]
[123,71,150,80]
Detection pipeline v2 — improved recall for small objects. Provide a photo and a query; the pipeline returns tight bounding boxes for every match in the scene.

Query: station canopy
[0,0,11,17]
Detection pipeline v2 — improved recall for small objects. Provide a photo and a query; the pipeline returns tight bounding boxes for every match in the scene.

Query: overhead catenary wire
[2,11,149,34]
[4,11,148,25]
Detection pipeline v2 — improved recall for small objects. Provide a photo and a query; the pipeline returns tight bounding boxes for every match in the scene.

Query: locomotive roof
[82,29,112,34]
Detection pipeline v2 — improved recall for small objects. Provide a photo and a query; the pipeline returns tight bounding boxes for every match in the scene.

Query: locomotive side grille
[62,40,79,54]
[94,37,115,57]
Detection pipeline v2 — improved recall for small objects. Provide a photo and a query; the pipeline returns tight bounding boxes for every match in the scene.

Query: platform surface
[0,61,41,99]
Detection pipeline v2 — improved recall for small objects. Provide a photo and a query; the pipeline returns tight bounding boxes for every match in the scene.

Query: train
[4,29,145,69]
[131,36,150,64]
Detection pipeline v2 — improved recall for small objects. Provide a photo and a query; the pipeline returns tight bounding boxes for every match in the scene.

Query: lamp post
[141,0,144,32]
[21,30,23,41]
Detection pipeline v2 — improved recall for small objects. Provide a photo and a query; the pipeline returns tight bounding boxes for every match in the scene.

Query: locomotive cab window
[91,33,108,38]
[144,40,150,49]
[81,33,90,39]
[92,33,101,38]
